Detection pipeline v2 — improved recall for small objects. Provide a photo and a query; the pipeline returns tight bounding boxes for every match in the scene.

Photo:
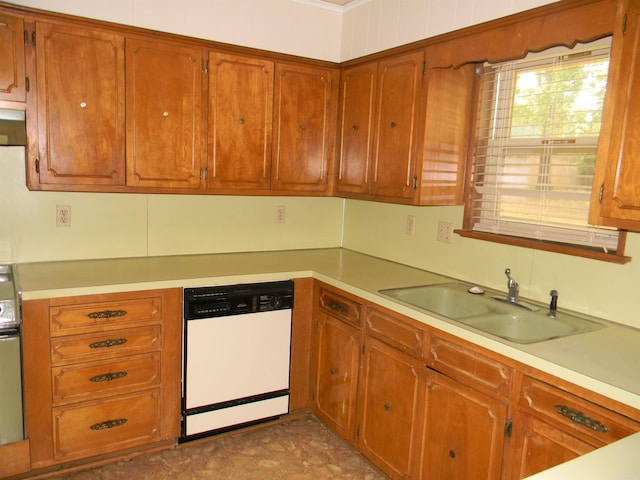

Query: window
[461,39,628,261]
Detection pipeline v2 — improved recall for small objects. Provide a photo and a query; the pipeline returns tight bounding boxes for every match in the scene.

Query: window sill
[455,230,631,265]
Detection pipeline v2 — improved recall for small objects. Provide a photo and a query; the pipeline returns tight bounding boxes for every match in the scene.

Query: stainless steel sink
[379,282,605,344]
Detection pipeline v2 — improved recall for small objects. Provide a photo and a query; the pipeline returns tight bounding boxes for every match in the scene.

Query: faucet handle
[548,290,558,318]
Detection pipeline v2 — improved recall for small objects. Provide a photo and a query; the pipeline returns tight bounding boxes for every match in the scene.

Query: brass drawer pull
[87,309,127,319]
[89,371,128,383]
[328,300,348,314]
[555,405,609,433]
[89,338,128,349]
[90,418,128,430]
[383,403,391,411]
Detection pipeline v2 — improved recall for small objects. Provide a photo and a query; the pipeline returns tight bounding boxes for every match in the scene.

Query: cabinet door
[336,62,377,195]
[34,22,125,187]
[371,51,424,201]
[311,312,360,443]
[126,38,205,189]
[358,337,424,479]
[421,369,508,480]
[271,63,338,193]
[590,0,640,229]
[508,413,595,479]
[0,13,25,102]
[208,52,273,190]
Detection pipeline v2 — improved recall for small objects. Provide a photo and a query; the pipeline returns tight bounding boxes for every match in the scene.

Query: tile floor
[48,414,389,480]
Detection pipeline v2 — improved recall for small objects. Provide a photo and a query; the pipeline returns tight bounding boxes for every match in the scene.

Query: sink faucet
[505,268,519,303]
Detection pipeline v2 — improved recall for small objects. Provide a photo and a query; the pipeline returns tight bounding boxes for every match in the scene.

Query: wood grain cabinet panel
[33,22,125,187]
[271,62,338,193]
[311,312,361,443]
[421,369,507,480]
[125,38,205,189]
[590,0,640,230]
[0,13,25,102]
[207,52,273,191]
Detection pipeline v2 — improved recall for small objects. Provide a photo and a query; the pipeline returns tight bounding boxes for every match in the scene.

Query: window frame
[457,42,630,264]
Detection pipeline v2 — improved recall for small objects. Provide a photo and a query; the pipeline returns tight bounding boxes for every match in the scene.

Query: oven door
[0,331,24,445]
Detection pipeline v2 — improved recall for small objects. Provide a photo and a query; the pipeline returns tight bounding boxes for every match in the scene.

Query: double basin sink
[379,282,604,344]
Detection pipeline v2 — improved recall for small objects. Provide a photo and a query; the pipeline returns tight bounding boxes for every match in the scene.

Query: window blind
[470,40,619,252]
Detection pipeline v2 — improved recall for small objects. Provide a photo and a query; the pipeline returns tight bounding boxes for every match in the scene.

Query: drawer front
[318,286,362,326]
[52,353,161,404]
[50,324,162,364]
[50,296,162,335]
[365,306,424,355]
[52,390,160,461]
[428,334,513,398]
[520,376,640,445]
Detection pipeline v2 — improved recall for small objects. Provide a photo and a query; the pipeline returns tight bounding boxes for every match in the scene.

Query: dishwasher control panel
[184,280,294,320]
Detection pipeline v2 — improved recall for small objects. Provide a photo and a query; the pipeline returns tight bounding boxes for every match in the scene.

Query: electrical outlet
[405,215,416,236]
[275,205,286,224]
[56,205,71,227]
[437,221,453,243]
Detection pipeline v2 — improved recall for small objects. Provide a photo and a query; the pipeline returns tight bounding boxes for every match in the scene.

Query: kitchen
[1,0,640,478]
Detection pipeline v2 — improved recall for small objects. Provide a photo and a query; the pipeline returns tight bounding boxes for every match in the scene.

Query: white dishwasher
[180,281,293,442]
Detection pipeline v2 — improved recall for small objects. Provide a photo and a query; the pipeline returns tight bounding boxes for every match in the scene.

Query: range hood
[0,109,26,146]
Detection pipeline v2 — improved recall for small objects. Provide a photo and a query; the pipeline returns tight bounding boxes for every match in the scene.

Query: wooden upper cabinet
[125,38,205,189]
[271,63,338,193]
[590,0,640,230]
[0,13,25,102]
[370,51,424,201]
[336,62,377,195]
[208,52,273,191]
[33,22,125,187]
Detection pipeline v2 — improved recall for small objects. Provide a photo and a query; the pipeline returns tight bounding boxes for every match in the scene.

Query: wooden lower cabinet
[421,369,507,479]
[357,337,424,479]
[311,312,361,442]
[22,288,181,470]
[311,282,640,480]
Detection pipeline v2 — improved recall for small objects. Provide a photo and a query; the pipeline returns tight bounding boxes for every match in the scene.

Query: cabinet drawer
[427,334,513,398]
[51,353,161,405]
[51,324,162,364]
[52,390,160,461]
[365,306,424,355]
[318,286,362,326]
[520,376,640,445]
[50,296,162,335]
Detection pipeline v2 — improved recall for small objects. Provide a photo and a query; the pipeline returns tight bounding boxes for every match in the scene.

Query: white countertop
[15,247,640,478]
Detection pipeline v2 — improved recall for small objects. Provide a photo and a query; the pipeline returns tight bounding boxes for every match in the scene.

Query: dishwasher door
[0,332,24,445]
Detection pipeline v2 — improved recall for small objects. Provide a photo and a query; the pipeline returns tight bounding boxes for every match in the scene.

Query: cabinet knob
[383,403,391,411]
[300,124,307,131]
[390,121,397,128]
[79,101,87,109]
[449,450,456,458]
[162,111,169,117]
[330,368,337,375]
[351,124,358,131]
[239,118,245,124]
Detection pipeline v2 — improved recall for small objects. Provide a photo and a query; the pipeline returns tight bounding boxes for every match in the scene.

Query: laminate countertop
[14,248,640,478]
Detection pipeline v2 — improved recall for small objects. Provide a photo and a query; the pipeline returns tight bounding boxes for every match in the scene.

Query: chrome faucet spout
[547,290,558,318]
[505,268,519,303]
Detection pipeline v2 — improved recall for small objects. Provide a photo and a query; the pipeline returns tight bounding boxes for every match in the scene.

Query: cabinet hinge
[623,13,628,34]
[599,183,604,203]
[504,419,513,438]
[422,60,426,75]
[330,79,334,90]
[31,31,36,46]
[413,176,418,190]
[201,59,209,73]
[23,29,28,46]
[25,77,30,93]
[35,158,40,174]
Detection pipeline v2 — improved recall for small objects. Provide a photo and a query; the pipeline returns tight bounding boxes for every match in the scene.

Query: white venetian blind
[469,39,619,252]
